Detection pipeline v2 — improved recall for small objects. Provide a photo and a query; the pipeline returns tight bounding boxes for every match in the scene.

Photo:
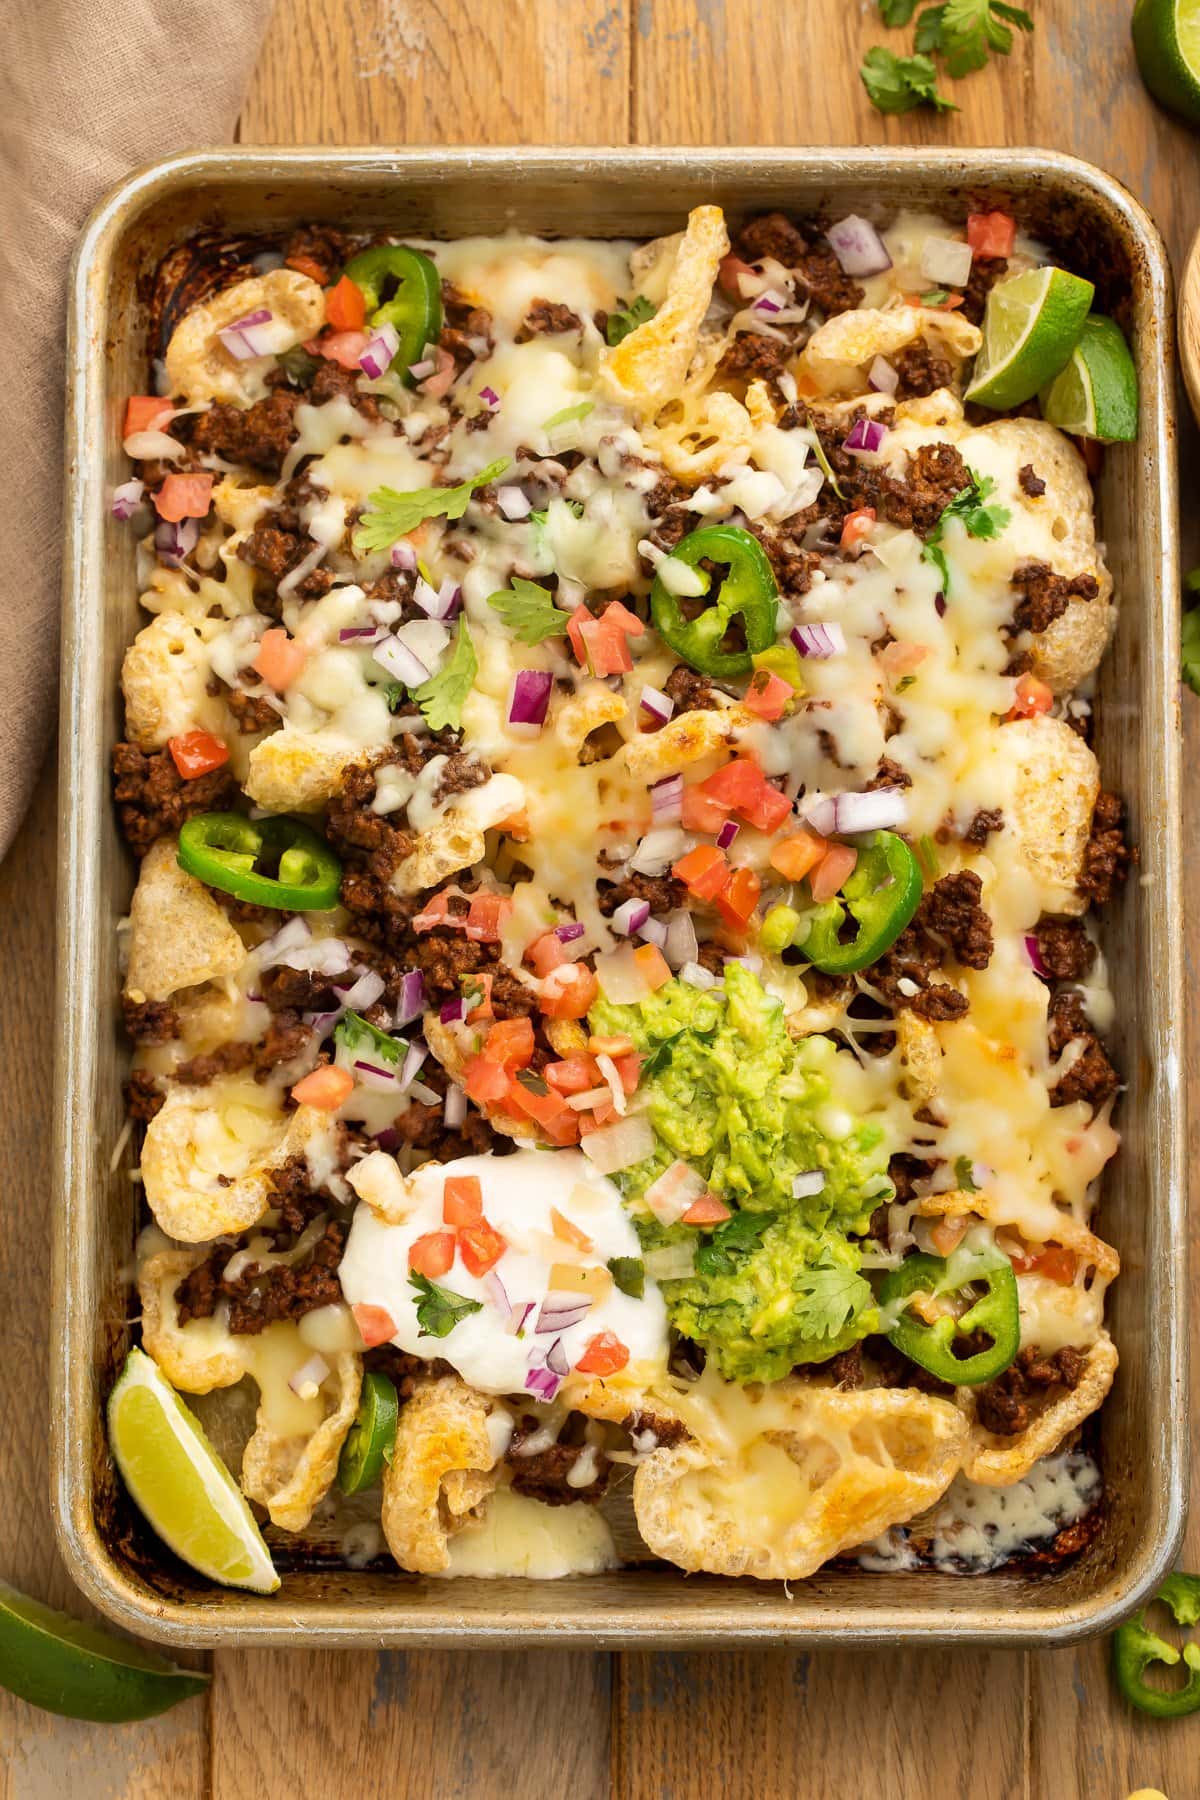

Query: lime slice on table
[338,1371,399,1496]
[1040,315,1140,442]
[0,1579,208,1721]
[108,1347,279,1595]
[1133,0,1200,124]
[965,266,1094,410]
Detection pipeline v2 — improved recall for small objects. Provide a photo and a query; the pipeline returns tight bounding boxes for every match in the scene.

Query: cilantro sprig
[487,576,570,644]
[790,1253,875,1344]
[921,467,1011,595]
[412,621,478,731]
[864,0,1032,113]
[409,1273,483,1339]
[695,1209,775,1279]
[860,46,956,113]
[605,295,656,346]
[353,456,510,554]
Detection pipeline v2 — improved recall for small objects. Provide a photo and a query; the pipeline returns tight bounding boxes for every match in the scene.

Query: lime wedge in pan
[965,265,1094,410]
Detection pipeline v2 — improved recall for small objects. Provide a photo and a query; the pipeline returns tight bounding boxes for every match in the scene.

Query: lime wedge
[0,1579,208,1721]
[1133,0,1200,124]
[965,266,1095,410]
[1040,315,1139,442]
[108,1348,279,1595]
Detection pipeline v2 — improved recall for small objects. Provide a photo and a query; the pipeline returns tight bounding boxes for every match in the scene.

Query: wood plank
[0,768,208,1800]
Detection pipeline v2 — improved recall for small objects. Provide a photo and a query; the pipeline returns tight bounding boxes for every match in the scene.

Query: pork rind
[423,1015,537,1141]
[598,205,729,416]
[894,1010,943,1107]
[141,1086,335,1242]
[555,683,629,755]
[632,1385,967,1580]
[139,1246,247,1392]
[801,305,981,397]
[1001,716,1100,915]
[619,704,747,783]
[122,611,226,750]
[241,1351,362,1531]
[165,270,326,405]
[652,388,755,482]
[391,818,486,896]
[915,1189,1121,1285]
[245,726,367,813]
[124,838,246,1004]
[957,1333,1117,1486]
[380,1372,501,1573]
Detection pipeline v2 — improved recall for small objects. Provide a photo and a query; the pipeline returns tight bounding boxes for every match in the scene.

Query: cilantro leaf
[914,3,946,49]
[860,46,957,112]
[879,0,920,21]
[409,1273,483,1339]
[384,681,407,713]
[353,456,511,554]
[696,1209,776,1279]
[605,295,656,346]
[791,1253,874,1343]
[542,402,595,431]
[936,0,1033,76]
[413,620,477,731]
[954,1154,979,1192]
[487,575,570,644]
[921,287,951,305]
[333,1010,403,1067]
[607,1256,646,1299]
[921,467,1011,595]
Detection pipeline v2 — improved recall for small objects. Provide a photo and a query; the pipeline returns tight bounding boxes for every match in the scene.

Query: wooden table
[2,2,1197,1794]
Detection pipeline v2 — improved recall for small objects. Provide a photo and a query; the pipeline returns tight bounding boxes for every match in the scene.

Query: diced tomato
[673,844,731,901]
[545,1055,601,1094]
[443,1175,483,1227]
[351,1303,397,1348]
[413,890,454,933]
[286,252,330,284]
[717,254,759,301]
[154,473,214,523]
[698,758,792,833]
[574,1331,630,1376]
[315,328,371,370]
[539,962,599,1019]
[681,784,730,833]
[587,1034,635,1057]
[770,829,829,882]
[484,1017,535,1071]
[527,931,571,977]
[579,616,633,677]
[506,1074,580,1143]
[466,893,512,943]
[966,211,1016,259]
[167,730,229,780]
[716,865,761,930]
[840,507,876,551]
[550,1207,593,1251]
[1032,1246,1078,1285]
[744,668,795,721]
[930,1216,968,1257]
[613,1053,641,1094]
[409,1231,455,1279]
[577,1100,619,1133]
[462,972,493,1022]
[325,274,367,331]
[633,943,672,991]
[566,605,591,666]
[879,641,929,681]
[464,1055,510,1105]
[681,1193,733,1226]
[1008,672,1054,719]
[602,600,646,640]
[459,1218,508,1277]
[291,1065,353,1110]
[810,843,859,903]
[123,395,173,437]
[252,627,308,692]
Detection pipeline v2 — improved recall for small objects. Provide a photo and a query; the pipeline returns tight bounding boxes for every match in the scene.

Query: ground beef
[440,281,494,370]
[265,1154,333,1235]
[716,331,792,381]
[224,687,280,735]
[823,1345,864,1389]
[186,390,301,475]
[260,963,338,1013]
[430,752,490,807]
[734,212,864,314]
[801,435,969,544]
[918,870,994,969]
[507,1415,611,1505]
[663,665,720,713]
[1047,990,1120,1109]
[963,807,1004,847]
[175,1218,347,1334]
[622,1409,689,1449]
[597,870,685,918]
[1077,791,1134,906]
[1018,463,1047,498]
[112,743,239,858]
[960,254,1009,326]
[911,985,970,1022]
[237,520,335,604]
[748,522,820,598]
[122,996,180,1044]
[1032,917,1097,982]
[895,443,971,535]
[515,299,583,342]
[325,752,419,893]
[174,1042,254,1085]
[974,1345,1086,1436]
[306,357,384,420]
[1009,562,1100,636]
[735,211,810,266]
[892,340,954,400]
[124,1070,164,1121]
[173,1012,311,1087]
[284,225,349,286]
[868,872,992,1017]
[864,756,912,791]
[364,1345,439,1403]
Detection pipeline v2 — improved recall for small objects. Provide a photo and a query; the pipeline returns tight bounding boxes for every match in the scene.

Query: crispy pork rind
[800,305,981,397]
[141,1086,334,1242]
[894,1010,943,1107]
[915,1189,1121,1283]
[652,388,755,482]
[554,683,629,754]
[1001,716,1100,915]
[619,704,748,783]
[139,1246,246,1392]
[165,269,326,405]
[391,819,486,896]
[380,1372,500,1573]
[598,205,729,417]
[124,838,246,1004]
[632,1385,968,1579]
[245,726,367,813]
[241,1351,362,1531]
[121,611,226,750]
[957,1333,1117,1487]
[423,1015,537,1142]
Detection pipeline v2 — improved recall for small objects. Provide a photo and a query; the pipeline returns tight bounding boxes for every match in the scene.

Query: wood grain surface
[2,2,1197,1795]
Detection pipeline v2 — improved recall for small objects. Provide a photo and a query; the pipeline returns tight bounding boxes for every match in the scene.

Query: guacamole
[590,964,896,1382]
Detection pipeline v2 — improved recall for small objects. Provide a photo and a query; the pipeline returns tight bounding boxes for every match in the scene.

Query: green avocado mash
[589,965,896,1382]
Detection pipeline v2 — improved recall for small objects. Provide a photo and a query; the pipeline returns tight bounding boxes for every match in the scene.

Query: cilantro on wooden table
[860,46,957,112]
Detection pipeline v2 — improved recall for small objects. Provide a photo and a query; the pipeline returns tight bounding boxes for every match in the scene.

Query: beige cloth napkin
[0,0,273,859]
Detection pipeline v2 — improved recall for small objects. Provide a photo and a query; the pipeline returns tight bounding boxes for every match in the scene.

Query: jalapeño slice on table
[338,1372,400,1496]
[800,831,923,974]
[1112,1571,1200,1719]
[177,813,342,911]
[649,524,778,679]
[343,245,443,383]
[878,1249,1020,1386]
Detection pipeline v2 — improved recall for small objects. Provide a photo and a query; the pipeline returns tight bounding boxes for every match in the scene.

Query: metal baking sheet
[53,145,1186,1648]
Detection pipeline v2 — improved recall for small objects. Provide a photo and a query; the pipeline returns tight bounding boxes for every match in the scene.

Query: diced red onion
[753,291,785,315]
[506,1299,535,1338]
[792,621,847,659]
[664,909,698,970]
[792,1169,826,1199]
[359,323,401,380]
[639,684,675,725]
[482,1269,511,1319]
[507,669,553,729]
[637,915,668,950]
[407,357,436,381]
[408,1079,441,1107]
[259,916,311,962]
[154,517,199,566]
[340,968,386,1012]
[844,417,888,454]
[288,1352,330,1396]
[479,385,500,411]
[554,920,586,944]
[580,1112,655,1175]
[279,938,353,977]
[650,774,684,823]
[399,1042,428,1090]
[443,1083,468,1128]
[716,820,739,851]
[935,593,947,618]
[497,486,532,521]
[644,1159,708,1226]
[372,1127,401,1151]
[868,355,899,396]
[826,217,892,277]
[217,308,276,360]
[524,1359,563,1401]
[373,635,429,688]
[111,478,145,521]
[919,236,974,289]
[436,578,463,619]
[391,541,418,572]
[339,625,384,643]
[535,1293,592,1335]
[546,1337,572,1378]
[679,960,717,990]
[631,826,686,876]
[395,970,426,1028]
[354,1058,398,1086]
[612,897,652,937]
[439,997,466,1024]
[808,786,910,836]
[1024,934,1050,977]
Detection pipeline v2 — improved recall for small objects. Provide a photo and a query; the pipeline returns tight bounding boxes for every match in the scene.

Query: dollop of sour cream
[337,1148,669,1395]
